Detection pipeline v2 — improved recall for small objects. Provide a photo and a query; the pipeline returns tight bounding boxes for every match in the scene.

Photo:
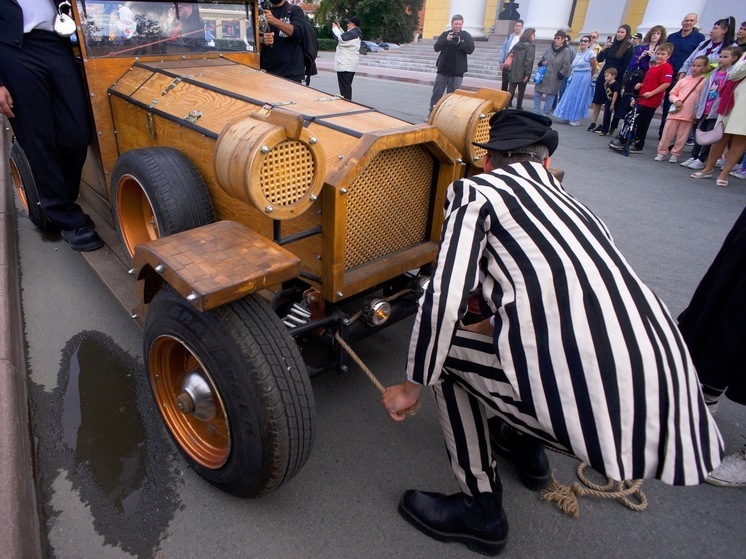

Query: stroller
[609,92,639,156]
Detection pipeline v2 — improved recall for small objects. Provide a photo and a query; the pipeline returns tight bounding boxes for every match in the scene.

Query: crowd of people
[494,14,746,185]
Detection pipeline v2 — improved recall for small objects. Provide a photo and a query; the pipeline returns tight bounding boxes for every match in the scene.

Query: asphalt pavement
[4,62,746,559]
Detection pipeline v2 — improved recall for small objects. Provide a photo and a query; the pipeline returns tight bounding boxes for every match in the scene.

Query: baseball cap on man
[345,17,361,26]
[472,110,559,155]
[633,32,643,40]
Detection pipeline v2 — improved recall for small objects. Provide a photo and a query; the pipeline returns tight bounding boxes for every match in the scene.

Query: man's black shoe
[398,490,508,556]
[488,417,550,491]
[61,221,104,252]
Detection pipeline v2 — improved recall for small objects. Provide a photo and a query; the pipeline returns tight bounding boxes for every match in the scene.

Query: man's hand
[460,317,494,336]
[382,381,423,422]
[0,86,14,118]
[263,31,274,46]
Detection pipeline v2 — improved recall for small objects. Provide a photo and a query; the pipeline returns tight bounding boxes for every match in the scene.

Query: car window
[76,1,257,57]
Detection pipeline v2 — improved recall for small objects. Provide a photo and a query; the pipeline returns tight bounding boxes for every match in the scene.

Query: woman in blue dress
[553,35,598,125]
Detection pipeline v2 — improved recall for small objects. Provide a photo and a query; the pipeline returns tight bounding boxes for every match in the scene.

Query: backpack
[291,6,319,86]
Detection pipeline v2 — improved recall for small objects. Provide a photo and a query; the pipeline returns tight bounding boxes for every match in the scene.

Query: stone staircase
[359,37,555,81]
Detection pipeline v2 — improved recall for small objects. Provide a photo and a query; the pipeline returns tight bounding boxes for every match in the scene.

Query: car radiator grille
[344,145,435,270]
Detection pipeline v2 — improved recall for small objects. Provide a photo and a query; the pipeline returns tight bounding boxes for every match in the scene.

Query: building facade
[423,0,744,41]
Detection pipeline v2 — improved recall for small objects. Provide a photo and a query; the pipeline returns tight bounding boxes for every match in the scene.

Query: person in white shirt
[499,19,523,92]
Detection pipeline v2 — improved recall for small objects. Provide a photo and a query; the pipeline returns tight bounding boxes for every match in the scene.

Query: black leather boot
[398,489,508,555]
[488,416,550,491]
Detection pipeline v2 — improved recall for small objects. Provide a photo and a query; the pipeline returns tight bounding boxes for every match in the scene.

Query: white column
[449,0,488,39]
[637,0,707,36]
[701,0,743,30]
[582,0,627,38]
[521,0,574,40]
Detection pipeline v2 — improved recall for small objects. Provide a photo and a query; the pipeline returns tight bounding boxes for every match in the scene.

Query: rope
[540,462,647,517]
[334,331,420,417]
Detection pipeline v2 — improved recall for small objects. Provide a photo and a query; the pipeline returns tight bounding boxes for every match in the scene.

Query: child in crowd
[594,67,621,136]
[655,56,708,163]
[627,43,674,154]
[681,47,739,170]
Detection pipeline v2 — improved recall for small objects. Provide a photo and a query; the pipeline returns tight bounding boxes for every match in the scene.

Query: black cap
[633,32,643,40]
[345,17,361,27]
[473,110,559,155]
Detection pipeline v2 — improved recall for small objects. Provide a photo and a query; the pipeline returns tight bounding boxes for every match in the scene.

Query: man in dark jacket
[429,14,475,111]
[0,0,102,251]
[260,0,306,82]
[659,12,705,135]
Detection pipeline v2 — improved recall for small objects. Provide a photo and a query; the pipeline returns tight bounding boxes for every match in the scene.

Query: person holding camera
[429,14,475,111]
[260,0,305,82]
[332,17,362,100]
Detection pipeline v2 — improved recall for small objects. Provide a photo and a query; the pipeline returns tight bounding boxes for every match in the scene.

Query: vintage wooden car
[8,0,509,497]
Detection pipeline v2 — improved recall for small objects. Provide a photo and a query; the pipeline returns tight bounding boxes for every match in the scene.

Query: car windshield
[76,1,257,58]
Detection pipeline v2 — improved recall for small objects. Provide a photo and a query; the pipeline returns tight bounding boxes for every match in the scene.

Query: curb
[0,121,43,558]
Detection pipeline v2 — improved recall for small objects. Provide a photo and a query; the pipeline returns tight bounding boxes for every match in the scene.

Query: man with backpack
[261,0,317,85]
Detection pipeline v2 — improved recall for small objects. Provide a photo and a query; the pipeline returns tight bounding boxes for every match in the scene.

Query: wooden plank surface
[133,221,301,311]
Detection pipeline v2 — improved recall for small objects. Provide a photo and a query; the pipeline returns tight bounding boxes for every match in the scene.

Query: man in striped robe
[382,110,723,556]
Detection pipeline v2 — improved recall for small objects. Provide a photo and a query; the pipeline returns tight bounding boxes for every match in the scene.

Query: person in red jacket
[627,43,674,154]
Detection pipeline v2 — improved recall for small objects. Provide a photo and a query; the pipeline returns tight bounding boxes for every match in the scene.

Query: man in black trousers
[0,0,102,251]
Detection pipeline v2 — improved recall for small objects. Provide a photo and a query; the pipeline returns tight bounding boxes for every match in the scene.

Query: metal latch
[314,95,343,102]
[184,110,202,124]
[162,77,182,96]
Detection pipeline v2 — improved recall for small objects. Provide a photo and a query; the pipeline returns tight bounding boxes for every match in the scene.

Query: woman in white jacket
[333,17,362,100]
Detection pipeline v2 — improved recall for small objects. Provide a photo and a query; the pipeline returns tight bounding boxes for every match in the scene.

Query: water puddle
[62,334,148,517]
[30,331,182,557]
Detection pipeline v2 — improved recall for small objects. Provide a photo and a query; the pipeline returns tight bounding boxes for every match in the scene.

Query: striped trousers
[432,327,720,496]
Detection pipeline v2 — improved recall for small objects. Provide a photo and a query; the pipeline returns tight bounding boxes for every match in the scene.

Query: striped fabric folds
[405,161,723,485]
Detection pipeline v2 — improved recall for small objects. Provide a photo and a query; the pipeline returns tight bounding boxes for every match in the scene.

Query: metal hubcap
[149,335,230,469]
[176,371,217,421]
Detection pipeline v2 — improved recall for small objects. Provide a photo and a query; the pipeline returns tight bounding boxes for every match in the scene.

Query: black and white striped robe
[406,161,723,489]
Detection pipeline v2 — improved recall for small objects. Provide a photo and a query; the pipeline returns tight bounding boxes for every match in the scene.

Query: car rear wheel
[9,142,51,231]
[111,147,215,262]
[144,286,315,497]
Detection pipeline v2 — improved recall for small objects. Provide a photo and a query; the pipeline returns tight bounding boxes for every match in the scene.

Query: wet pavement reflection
[30,331,182,557]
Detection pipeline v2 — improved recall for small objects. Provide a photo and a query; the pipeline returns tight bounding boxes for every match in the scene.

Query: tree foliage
[317,0,424,44]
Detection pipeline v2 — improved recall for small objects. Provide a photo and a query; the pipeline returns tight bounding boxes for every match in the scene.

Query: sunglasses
[580,39,590,43]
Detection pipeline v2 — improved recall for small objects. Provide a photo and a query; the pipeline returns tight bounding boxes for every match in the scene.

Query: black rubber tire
[144,286,315,497]
[9,142,52,231]
[111,147,215,261]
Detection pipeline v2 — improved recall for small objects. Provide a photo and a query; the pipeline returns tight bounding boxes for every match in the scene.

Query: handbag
[695,121,724,146]
[534,65,546,84]
[668,77,704,114]
[502,51,514,71]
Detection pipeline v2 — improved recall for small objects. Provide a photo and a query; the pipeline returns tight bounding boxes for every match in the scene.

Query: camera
[450,31,462,44]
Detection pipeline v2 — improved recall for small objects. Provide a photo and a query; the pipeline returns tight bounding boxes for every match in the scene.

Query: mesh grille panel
[345,145,434,269]
[472,110,495,161]
[260,140,315,206]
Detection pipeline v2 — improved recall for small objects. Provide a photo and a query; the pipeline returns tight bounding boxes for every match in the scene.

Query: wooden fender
[214,111,326,220]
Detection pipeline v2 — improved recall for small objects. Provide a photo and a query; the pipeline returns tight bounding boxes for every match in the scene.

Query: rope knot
[540,463,648,517]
